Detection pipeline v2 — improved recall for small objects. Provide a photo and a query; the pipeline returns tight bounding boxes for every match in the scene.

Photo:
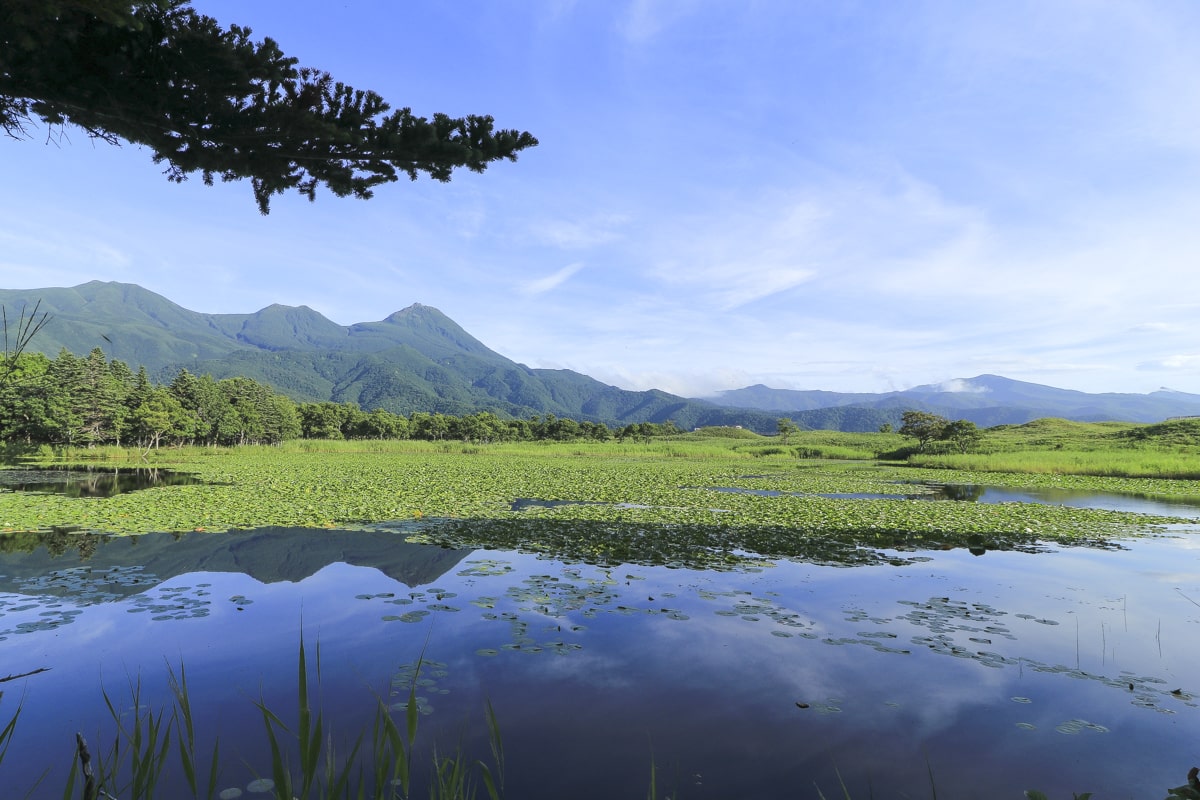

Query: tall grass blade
[167,661,221,800]
[255,699,293,800]
[297,634,315,798]
[0,703,18,764]
[834,766,853,799]
[430,749,474,800]
[61,747,79,800]
[206,740,221,800]
[479,766,500,800]
[404,674,420,748]
[371,697,409,799]
[323,728,366,800]
[480,695,504,796]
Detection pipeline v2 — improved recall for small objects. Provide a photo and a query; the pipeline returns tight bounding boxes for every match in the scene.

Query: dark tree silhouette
[1,1,538,213]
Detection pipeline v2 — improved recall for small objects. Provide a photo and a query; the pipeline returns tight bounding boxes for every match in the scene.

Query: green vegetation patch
[0,440,1191,556]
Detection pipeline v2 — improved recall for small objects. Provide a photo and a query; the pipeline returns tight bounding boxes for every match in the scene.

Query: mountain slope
[6,282,1199,430]
[1,281,764,429]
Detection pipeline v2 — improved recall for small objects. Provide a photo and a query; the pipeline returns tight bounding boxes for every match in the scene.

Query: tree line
[0,348,681,450]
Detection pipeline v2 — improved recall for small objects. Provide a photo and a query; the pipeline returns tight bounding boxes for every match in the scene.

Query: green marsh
[2,434,1197,548]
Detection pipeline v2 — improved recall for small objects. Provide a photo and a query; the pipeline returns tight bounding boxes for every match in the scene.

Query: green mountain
[0,281,779,430]
[6,281,1197,431]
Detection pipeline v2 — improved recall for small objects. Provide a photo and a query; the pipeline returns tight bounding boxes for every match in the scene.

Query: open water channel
[0,482,1197,798]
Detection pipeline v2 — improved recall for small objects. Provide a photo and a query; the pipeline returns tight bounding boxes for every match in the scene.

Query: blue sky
[5,0,1200,397]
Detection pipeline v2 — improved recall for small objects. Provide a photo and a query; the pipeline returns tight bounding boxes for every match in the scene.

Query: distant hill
[707,375,1200,426]
[5,281,1199,431]
[0,281,779,431]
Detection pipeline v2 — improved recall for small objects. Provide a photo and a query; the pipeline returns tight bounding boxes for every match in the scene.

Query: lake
[0,517,1197,798]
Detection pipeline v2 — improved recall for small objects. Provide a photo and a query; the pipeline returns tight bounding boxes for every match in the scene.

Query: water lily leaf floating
[1054,718,1109,735]
[246,777,275,793]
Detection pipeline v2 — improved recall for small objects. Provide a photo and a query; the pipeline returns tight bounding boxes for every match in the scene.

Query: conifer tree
[1,0,538,213]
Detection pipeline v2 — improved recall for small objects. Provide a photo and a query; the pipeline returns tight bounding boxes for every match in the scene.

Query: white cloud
[936,379,989,394]
[526,214,629,249]
[1129,323,1178,334]
[1137,355,1200,373]
[519,262,585,296]
[588,365,757,398]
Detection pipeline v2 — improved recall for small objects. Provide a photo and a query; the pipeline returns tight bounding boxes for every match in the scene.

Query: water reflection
[0,522,1196,798]
[0,523,463,608]
[922,482,1200,517]
[701,482,1200,517]
[0,466,206,497]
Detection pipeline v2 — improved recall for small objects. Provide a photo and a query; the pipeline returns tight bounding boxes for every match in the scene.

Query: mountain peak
[384,303,445,323]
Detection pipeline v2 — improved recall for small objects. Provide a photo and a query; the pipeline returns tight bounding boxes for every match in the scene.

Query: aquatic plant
[1,442,1191,539]
[42,637,505,800]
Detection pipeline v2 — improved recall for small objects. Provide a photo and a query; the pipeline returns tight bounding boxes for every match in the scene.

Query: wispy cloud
[1129,323,1179,334]
[526,213,629,249]
[520,262,585,296]
[618,0,697,43]
[0,225,132,274]
[1137,355,1200,372]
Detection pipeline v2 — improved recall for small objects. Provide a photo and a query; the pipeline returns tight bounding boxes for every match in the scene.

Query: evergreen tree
[76,347,127,445]
[45,349,87,445]
[0,352,54,443]
[169,370,229,445]
[263,394,301,444]
[1,1,538,213]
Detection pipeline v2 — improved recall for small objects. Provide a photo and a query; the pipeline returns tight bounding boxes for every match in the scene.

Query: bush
[874,445,922,461]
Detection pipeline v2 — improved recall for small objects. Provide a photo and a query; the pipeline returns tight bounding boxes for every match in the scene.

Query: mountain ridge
[706,374,1200,425]
[0,281,782,430]
[4,281,1200,431]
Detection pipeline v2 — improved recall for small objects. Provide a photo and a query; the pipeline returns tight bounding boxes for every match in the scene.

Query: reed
[36,637,505,800]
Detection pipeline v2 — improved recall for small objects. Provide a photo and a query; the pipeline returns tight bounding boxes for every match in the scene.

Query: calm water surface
[0,466,205,497]
[0,523,1196,798]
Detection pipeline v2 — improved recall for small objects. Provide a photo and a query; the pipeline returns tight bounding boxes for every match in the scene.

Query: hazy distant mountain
[0,281,778,430]
[4,281,1198,431]
[708,375,1200,426]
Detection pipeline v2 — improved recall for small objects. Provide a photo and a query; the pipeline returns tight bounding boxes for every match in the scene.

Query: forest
[0,347,678,449]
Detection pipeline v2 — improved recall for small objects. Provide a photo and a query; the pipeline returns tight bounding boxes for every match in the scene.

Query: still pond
[0,490,1197,798]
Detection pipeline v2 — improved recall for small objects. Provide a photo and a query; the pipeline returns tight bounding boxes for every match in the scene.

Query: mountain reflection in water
[0,521,1196,799]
